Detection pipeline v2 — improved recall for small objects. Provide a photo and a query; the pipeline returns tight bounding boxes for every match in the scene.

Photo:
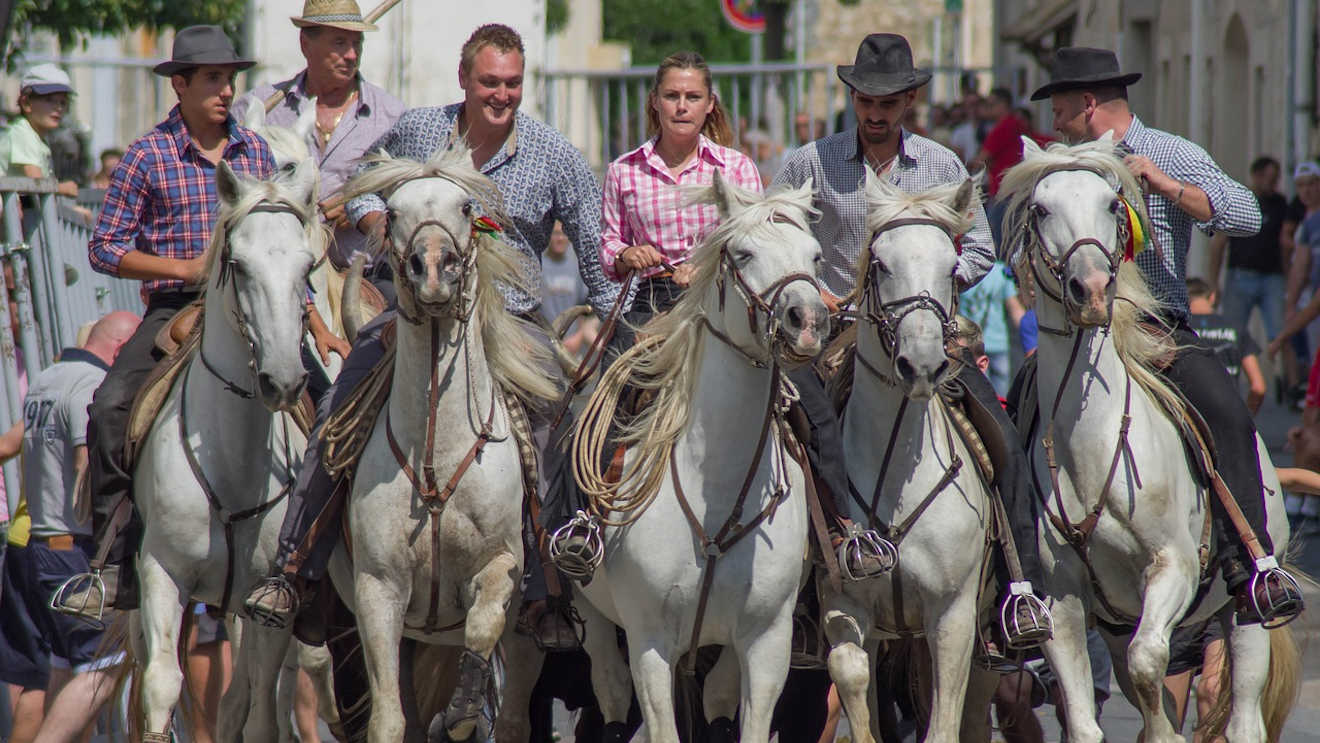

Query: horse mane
[574,180,818,523]
[997,136,1183,416]
[198,174,327,288]
[857,176,975,284]
[343,145,558,405]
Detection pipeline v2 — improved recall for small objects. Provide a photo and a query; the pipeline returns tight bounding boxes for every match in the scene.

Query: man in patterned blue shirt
[244,24,615,641]
[1036,46,1303,625]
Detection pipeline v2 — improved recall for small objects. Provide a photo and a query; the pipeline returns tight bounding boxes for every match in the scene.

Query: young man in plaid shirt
[1037,46,1304,625]
[58,27,281,616]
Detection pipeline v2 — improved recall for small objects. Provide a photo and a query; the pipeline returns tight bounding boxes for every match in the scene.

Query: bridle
[204,200,311,399]
[385,199,485,326]
[1015,166,1128,337]
[855,217,963,384]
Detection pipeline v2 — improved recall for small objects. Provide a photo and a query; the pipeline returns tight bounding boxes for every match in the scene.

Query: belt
[33,533,77,551]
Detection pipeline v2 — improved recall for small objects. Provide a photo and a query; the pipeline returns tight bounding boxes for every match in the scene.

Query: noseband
[205,200,310,398]
[386,209,484,326]
[857,218,962,380]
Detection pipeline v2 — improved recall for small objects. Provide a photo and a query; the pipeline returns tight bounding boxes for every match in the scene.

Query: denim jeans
[1222,268,1283,340]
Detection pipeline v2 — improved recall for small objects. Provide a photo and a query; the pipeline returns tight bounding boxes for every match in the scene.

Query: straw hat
[290,0,378,33]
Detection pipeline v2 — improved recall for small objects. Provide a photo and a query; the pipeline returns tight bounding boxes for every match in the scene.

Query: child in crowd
[0,64,80,197]
[1186,277,1267,415]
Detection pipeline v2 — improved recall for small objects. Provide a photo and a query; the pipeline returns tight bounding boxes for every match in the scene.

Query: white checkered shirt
[772,127,995,296]
[1121,116,1261,319]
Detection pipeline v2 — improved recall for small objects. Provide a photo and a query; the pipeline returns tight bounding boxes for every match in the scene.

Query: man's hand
[1123,154,1176,196]
[308,306,351,364]
[821,289,842,314]
[320,197,350,231]
[57,180,79,198]
[672,263,696,287]
[619,245,664,273]
[179,253,209,286]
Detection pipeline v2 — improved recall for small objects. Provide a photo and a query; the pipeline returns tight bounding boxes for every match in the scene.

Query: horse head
[857,174,975,400]
[210,157,322,410]
[1003,134,1146,331]
[243,96,317,173]
[695,172,829,366]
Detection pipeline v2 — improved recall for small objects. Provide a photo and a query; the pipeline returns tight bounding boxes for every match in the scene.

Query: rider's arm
[1177,145,1261,236]
[1241,353,1267,416]
[554,147,618,319]
[598,161,634,282]
[953,164,994,289]
[1207,233,1228,290]
[344,116,406,231]
[89,144,200,282]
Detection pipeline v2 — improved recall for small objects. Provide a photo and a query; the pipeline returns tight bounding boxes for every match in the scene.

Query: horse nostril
[1067,277,1087,304]
[257,372,277,399]
[895,355,916,383]
[409,253,425,277]
[787,305,804,329]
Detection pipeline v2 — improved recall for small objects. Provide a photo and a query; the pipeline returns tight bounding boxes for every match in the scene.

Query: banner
[720,0,765,34]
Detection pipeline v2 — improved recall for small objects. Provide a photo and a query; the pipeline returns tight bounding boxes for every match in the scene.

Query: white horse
[327,147,561,743]
[1000,136,1299,743]
[133,159,323,742]
[569,174,829,742]
[819,176,1001,743]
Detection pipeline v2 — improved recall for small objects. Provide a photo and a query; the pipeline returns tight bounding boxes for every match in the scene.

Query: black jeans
[87,291,199,587]
[1164,321,1273,579]
[604,275,684,365]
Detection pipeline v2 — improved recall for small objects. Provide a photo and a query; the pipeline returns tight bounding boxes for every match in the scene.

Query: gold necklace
[315,88,357,146]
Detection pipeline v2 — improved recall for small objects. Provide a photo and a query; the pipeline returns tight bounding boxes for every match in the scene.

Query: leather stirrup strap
[89,495,135,571]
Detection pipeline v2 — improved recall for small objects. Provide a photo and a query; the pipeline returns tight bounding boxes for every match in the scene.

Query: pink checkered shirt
[600,136,762,281]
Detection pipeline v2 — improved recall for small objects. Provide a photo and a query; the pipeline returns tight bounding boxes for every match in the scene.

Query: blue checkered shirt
[1121,116,1261,319]
[346,104,617,317]
[772,127,995,296]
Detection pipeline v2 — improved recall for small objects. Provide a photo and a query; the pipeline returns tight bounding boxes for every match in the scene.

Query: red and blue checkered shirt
[88,106,276,295]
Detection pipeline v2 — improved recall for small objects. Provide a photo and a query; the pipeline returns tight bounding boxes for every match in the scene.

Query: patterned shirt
[346,103,617,317]
[600,135,762,281]
[237,72,406,268]
[1120,115,1261,319]
[88,106,276,294]
[773,127,995,296]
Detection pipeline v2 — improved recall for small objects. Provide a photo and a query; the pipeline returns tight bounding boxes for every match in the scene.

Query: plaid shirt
[600,135,762,281]
[346,103,617,318]
[88,106,276,294]
[773,127,994,296]
[1120,116,1261,319]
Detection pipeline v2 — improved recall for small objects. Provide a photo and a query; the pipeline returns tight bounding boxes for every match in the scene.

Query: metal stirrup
[837,524,898,582]
[548,510,605,579]
[49,571,107,628]
[1250,557,1306,629]
[1001,581,1054,649]
[243,575,299,630]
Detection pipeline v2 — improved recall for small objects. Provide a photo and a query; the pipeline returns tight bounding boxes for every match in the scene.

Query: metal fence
[1,177,137,501]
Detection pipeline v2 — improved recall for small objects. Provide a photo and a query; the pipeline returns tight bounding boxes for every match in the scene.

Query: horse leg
[627,636,681,743]
[138,552,189,738]
[494,625,544,743]
[1127,563,1196,743]
[442,551,518,741]
[822,591,877,743]
[1222,620,1270,743]
[355,571,408,743]
[577,600,634,729]
[735,612,794,743]
[1038,591,1104,743]
[920,594,976,743]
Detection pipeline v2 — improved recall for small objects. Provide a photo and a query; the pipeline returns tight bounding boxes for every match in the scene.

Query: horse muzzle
[406,244,464,313]
[774,292,829,365]
[256,369,307,412]
[1062,257,1116,328]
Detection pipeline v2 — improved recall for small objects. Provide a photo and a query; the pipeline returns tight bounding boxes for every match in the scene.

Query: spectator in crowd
[22,311,138,743]
[1,65,80,198]
[793,110,825,146]
[927,103,954,149]
[1208,157,1289,377]
[1186,278,1266,414]
[1,493,48,743]
[1275,161,1320,358]
[540,221,599,357]
[901,105,926,137]
[740,128,784,186]
[88,148,122,189]
[959,261,1024,396]
[948,95,980,162]
[970,87,1030,243]
[182,603,232,743]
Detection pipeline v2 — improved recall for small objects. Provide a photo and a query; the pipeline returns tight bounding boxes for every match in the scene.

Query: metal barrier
[0,176,140,503]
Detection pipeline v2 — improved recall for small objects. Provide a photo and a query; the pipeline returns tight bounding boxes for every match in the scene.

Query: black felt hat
[1029,47,1142,101]
[837,34,931,97]
[153,25,255,77]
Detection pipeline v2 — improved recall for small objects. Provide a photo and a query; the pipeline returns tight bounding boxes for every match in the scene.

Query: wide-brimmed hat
[837,34,931,97]
[1029,47,1142,101]
[291,0,378,32]
[153,25,255,77]
[20,64,73,96]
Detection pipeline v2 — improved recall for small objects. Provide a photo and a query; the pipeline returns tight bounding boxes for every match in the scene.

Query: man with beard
[772,33,1052,653]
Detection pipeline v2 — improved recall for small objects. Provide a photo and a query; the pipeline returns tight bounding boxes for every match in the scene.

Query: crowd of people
[0,1,1316,740]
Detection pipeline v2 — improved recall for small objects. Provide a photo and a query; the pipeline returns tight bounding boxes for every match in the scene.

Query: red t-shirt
[982,114,1031,196]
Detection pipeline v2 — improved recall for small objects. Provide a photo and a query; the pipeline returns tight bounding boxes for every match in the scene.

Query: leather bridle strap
[546,271,638,433]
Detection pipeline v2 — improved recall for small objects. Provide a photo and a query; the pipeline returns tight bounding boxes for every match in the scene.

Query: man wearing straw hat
[237,0,405,303]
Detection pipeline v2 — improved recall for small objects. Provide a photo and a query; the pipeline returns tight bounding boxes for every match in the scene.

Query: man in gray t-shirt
[20,311,137,742]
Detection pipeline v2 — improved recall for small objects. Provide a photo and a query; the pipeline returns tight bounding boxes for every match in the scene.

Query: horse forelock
[856,178,974,290]
[200,177,323,288]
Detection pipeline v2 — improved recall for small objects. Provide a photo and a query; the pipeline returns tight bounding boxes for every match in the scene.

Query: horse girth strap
[669,365,792,676]
[178,364,295,615]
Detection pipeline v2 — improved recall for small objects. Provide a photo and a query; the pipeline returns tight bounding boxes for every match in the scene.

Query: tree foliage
[603,0,751,66]
[9,0,247,48]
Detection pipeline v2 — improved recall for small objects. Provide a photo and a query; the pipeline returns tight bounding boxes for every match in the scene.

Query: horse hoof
[709,716,738,742]
[601,721,631,743]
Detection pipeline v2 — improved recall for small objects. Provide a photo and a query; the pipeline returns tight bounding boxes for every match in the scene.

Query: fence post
[37,193,77,357]
[8,248,45,379]
[0,251,21,510]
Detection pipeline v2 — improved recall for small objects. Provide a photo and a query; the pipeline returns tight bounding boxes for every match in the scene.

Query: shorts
[28,538,124,673]
[193,602,228,646]
[1165,615,1226,676]
[0,545,51,688]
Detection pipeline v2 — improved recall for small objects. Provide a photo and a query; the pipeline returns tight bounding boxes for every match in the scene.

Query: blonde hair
[645,51,733,147]
[343,145,560,406]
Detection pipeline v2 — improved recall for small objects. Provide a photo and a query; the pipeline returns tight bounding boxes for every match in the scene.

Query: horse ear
[241,95,265,131]
[295,97,318,143]
[288,157,319,207]
[952,178,977,216]
[216,160,243,206]
[1098,129,1117,143]
[1021,135,1043,158]
[709,170,738,218]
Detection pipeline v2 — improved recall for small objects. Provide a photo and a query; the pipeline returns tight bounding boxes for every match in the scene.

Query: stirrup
[521,601,587,653]
[1000,581,1053,650]
[548,510,604,580]
[243,575,300,630]
[837,524,898,582]
[790,604,827,669]
[49,570,108,628]
[1249,557,1306,629]
[142,732,172,743]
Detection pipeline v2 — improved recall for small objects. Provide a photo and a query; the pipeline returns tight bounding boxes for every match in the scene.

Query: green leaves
[9,0,247,48]
[603,0,751,66]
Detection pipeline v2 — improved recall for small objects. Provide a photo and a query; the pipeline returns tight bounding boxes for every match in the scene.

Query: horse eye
[280,162,297,174]
[461,202,474,216]
[1108,198,1122,214]
[1030,203,1049,219]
